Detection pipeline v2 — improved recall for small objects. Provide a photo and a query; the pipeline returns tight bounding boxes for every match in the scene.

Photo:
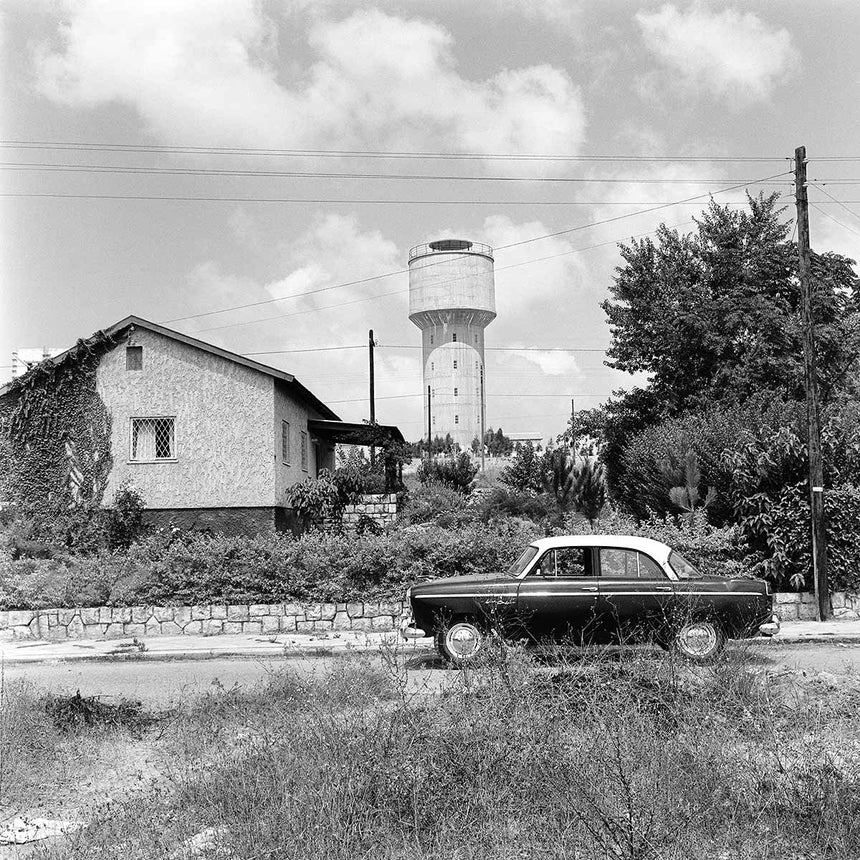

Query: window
[454,387,458,397]
[475,333,479,343]
[433,416,436,425]
[600,548,667,579]
[452,332,457,342]
[126,346,143,370]
[453,360,457,369]
[669,551,703,580]
[430,334,434,345]
[533,548,590,578]
[281,420,290,464]
[130,417,174,461]
[431,362,434,371]
[454,415,459,424]
[300,431,308,471]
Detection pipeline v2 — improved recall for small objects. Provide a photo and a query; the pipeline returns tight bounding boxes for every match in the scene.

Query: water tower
[408,238,496,450]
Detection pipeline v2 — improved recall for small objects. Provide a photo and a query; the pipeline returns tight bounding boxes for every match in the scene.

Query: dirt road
[5,641,860,706]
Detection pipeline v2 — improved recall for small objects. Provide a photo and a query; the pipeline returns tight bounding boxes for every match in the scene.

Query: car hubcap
[446,623,481,659]
[679,623,717,657]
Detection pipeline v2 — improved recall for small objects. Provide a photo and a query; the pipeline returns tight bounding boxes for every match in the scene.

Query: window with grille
[126,346,143,370]
[282,420,290,463]
[455,415,459,424]
[454,387,458,397]
[453,360,457,369]
[452,333,457,342]
[300,431,308,471]
[130,417,175,461]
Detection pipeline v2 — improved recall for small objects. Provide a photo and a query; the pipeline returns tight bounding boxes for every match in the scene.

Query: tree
[599,195,859,459]
[572,457,607,526]
[541,447,575,525]
[499,440,543,493]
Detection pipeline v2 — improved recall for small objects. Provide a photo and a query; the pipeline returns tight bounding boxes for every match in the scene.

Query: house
[0,316,403,535]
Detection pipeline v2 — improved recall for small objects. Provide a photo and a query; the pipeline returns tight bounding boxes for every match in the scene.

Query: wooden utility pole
[795,145,830,621]
[570,397,576,455]
[368,329,376,465]
[480,364,486,472]
[426,385,432,449]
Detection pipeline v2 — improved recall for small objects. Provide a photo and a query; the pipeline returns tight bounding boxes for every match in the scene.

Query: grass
[10,646,860,859]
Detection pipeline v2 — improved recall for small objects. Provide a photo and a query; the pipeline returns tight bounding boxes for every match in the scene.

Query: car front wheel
[672,619,726,663]
[436,620,485,664]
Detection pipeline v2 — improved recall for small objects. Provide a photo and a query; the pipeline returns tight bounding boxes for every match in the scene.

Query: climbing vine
[1,330,117,544]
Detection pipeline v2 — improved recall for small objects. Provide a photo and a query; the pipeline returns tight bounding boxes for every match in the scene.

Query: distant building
[408,239,496,450]
[1,316,402,534]
[11,347,65,377]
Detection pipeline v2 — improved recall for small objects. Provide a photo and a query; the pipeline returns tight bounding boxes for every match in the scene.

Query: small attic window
[126,346,143,371]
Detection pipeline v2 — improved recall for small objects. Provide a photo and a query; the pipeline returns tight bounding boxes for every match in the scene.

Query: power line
[0,139,799,162]
[168,171,787,327]
[810,183,860,226]
[0,161,797,185]
[0,191,773,206]
[810,202,860,239]
[326,392,610,404]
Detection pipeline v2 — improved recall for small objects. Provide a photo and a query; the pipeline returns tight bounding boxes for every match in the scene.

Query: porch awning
[307,420,405,446]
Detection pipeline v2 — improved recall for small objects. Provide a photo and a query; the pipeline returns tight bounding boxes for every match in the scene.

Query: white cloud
[511,349,582,377]
[34,2,586,156]
[635,3,796,103]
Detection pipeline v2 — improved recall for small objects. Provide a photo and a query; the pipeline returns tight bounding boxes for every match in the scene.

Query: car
[400,535,779,664]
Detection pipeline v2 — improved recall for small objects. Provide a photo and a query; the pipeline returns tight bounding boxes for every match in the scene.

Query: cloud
[34,2,586,156]
[635,3,796,102]
[511,349,582,377]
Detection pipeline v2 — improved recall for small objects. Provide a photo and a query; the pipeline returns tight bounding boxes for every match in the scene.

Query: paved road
[5,641,860,706]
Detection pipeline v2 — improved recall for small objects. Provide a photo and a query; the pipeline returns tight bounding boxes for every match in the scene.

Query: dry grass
[13,645,854,860]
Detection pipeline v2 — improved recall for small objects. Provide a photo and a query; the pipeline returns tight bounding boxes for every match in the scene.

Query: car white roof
[530,534,672,562]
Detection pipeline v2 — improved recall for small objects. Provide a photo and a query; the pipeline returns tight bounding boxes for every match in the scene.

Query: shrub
[400,481,471,527]
[475,487,550,524]
[416,452,478,493]
[499,441,544,493]
[105,482,146,550]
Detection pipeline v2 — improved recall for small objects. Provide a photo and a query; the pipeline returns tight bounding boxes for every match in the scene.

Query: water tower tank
[408,239,496,450]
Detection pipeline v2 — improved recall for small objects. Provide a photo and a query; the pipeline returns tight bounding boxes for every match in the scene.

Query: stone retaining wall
[0,600,410,642]
[774,591,860,620]
[341,493,398,529]
[2,591,857,641]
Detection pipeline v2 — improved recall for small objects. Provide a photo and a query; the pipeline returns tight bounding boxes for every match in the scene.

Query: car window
[638,553,667,580]
[532,547,591,578]
[599,549,668,580]
[669,551,703,580]
[506,545,539,577]
[600,548,638,578]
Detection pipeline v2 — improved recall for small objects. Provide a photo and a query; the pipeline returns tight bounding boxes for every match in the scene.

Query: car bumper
[759,614,781,637]
[399,615,427,640]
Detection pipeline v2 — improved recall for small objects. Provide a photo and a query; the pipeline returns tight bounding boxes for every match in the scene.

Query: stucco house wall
[97,328,275,508]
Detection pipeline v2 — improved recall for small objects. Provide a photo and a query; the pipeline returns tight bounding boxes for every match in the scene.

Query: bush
[417,452,478,493]
[0,518,543,609]
[105,482,146,550]
[400,481,471,527]
[475,487,550,524]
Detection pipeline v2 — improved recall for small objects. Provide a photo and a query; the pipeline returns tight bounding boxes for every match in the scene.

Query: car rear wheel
[436,620,485,664]
[672,619,726,663]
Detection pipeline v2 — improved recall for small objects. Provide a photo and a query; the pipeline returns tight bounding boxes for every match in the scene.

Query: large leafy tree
[603,194,860,414]
[598,194,859,501]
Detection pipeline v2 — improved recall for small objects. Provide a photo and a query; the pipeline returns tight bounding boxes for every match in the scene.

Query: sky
[2,0,860,443]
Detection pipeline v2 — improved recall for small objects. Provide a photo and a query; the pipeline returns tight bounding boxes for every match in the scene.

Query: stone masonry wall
[341,493,398,530]
[0,600,410,641]
[2,591,856,642]
[774,591,860,621]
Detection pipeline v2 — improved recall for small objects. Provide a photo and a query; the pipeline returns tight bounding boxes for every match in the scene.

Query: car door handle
[580,586,598,592]
[656,586,673,591]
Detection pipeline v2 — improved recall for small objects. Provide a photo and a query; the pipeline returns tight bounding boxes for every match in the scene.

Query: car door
[596,548,675,642]
[516,546,602,642]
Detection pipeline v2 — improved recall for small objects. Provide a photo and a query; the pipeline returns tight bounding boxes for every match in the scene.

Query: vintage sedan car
[401,535,779,663]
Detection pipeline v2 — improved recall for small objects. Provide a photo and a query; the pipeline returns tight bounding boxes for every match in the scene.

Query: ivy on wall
[0,330,117,524]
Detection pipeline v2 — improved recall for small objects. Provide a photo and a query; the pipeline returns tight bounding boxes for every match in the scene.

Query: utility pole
[795,145,830,621]
[426,385,433,457]
[480,364,486,472]
[570,397,576,456]
[368,329,376,466]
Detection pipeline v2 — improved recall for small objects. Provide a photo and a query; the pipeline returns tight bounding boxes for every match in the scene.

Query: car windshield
[669,550,703,580]
[506,545,539,577]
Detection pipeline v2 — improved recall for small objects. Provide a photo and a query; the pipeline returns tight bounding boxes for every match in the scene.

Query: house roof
[308,419,405,446]
[1,315,342,422]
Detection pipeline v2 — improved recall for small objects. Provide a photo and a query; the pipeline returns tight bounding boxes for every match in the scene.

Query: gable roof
[2,315,341,421]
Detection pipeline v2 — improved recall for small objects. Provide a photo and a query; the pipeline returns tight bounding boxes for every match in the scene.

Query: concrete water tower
[408,238,496,450]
